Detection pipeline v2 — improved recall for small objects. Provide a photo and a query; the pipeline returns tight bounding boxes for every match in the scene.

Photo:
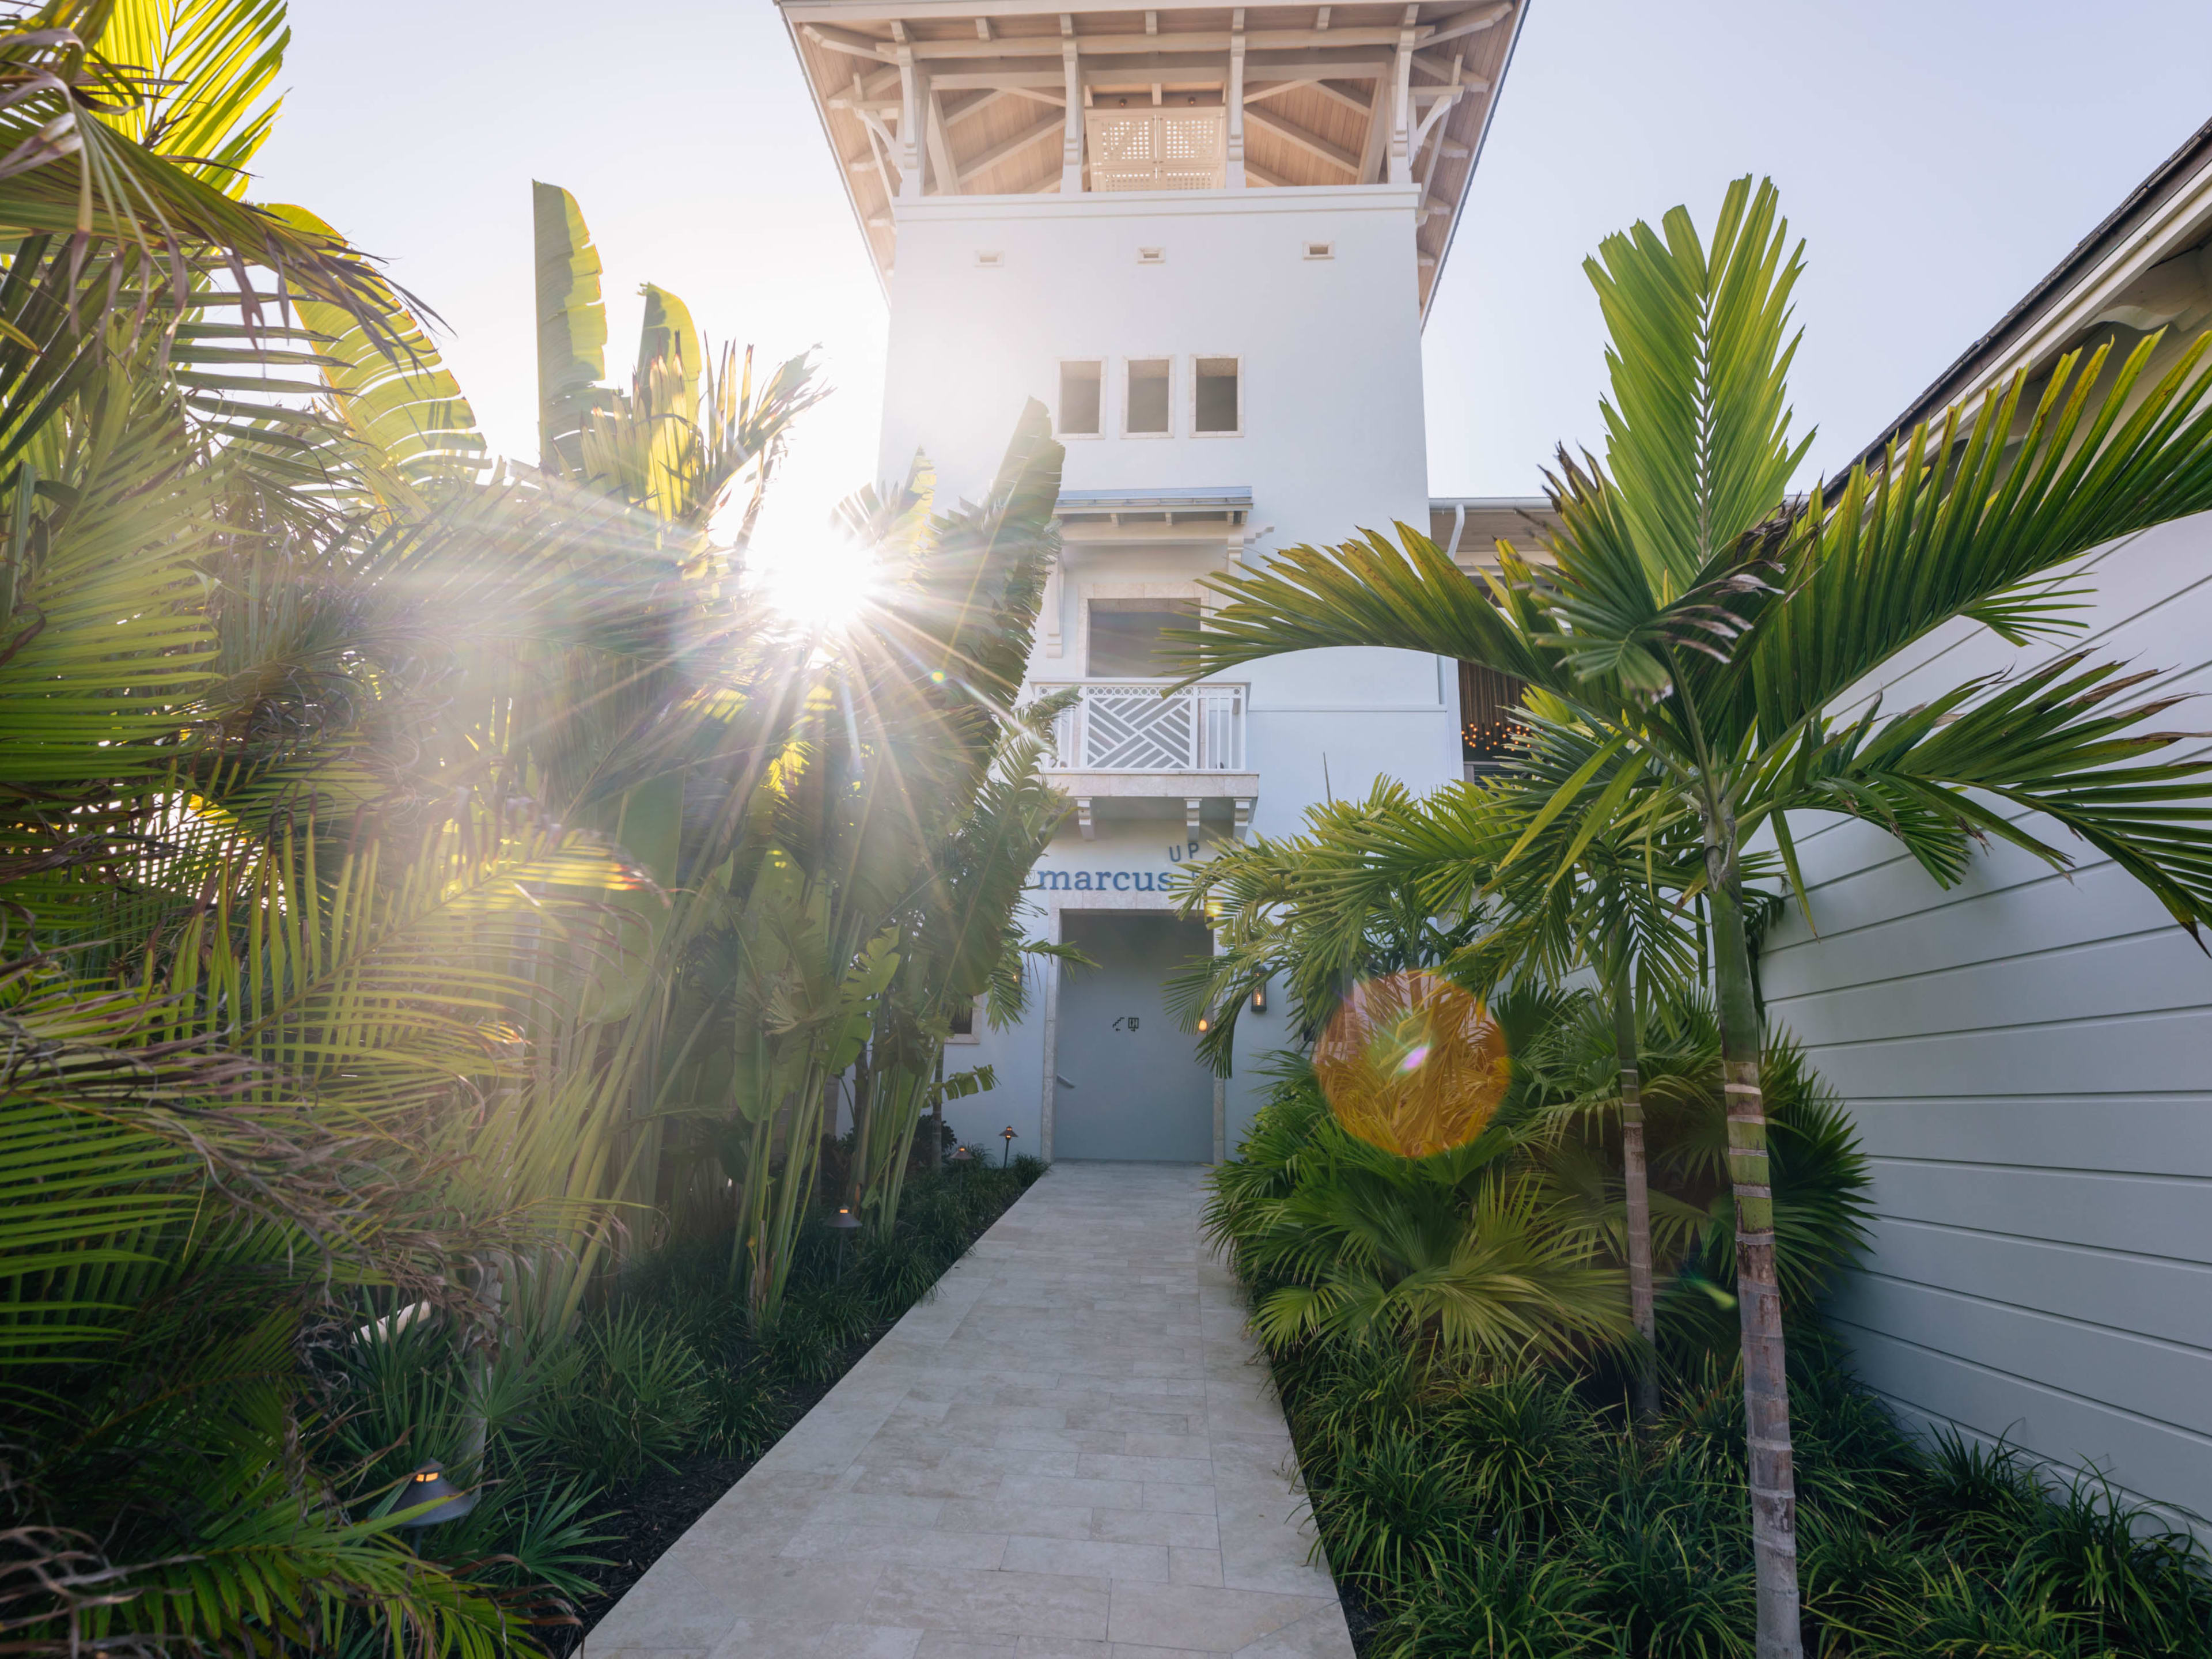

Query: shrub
[527,1307,711,1490]
[1370,1548,1604,1657]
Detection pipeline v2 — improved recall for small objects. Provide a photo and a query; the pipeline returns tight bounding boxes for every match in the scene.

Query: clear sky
[253,1,2212,546]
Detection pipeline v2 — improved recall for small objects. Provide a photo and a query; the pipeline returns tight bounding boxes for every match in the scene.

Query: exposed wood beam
[957,112,1065,181]
[931,69,1064,89]
[1244,74,1373,115]
[803,22,894,62]
[917,48,1387,84]
[976,16,992,37]
[1355,70,1389,182]
[1315,4,1331,25]
[1245,159,1291,187]
[893,24,1430,60]
[1423,2,1514,49]
[945,88,1007,127]
[1309,77,1372,115]
[925,84,959,192]
[1245,104,1359,175]
[1413,51,1488,84]
[787,0,1406,16]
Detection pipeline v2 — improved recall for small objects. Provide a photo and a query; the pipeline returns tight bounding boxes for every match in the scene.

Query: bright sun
[748,532,881,631]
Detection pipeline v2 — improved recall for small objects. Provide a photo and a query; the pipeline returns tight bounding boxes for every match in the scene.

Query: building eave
[1851,116,2212,475]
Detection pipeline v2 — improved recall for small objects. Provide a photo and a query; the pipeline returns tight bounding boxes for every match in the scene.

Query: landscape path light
[398,1460,476,1528]
[1000,1126,1017,1167]
[949,1142,974,1169]
[828,1204,861,1277]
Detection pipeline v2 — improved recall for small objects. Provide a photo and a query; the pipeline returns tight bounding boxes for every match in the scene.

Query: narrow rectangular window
[1194,357,1239,434]
[1059,361,1102,436]
[948,999,976,1039]
[1126,358,1171,434]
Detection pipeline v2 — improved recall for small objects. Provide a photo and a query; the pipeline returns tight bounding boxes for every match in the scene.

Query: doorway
[1054,911,1216,1162]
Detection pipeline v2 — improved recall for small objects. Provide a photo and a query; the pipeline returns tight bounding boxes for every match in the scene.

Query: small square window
[1302,241,1334,260]
[1194,357,1239,434]
[1126,358,1171,435]
[948,999,978,1041]
[1058,360,1102,437]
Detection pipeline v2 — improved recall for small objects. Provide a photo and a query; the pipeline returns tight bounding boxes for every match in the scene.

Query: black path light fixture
[398,1460,476,1528]
[1000,1126,1018,1166]
[828,1203,861,1277]
[949,1141,974,1168]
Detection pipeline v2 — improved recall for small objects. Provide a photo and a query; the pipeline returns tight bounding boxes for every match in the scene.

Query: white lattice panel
[1085,108,1225,191]
[1042,683,1246,773]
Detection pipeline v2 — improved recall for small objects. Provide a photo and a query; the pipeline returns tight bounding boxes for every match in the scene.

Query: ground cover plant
[1211,1061,2212,1658]
[337,1156,1048,1648]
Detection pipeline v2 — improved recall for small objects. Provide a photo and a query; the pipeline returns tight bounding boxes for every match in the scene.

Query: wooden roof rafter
[778,0,1529,315]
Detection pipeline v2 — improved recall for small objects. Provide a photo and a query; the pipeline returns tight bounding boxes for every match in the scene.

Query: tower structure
[780,0,1529,1160]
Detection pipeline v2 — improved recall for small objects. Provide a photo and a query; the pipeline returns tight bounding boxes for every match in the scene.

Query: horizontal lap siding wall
[1758,509,2212,1528]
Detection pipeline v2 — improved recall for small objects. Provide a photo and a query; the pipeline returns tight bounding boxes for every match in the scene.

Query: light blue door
[1054,911,1216,1162]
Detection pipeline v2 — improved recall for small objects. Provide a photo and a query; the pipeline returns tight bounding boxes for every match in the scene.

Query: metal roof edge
[1056,486,1253,510]
[1847,116,2212,475]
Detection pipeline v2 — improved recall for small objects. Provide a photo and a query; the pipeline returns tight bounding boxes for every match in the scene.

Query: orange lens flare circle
[1314,969,1512,1159]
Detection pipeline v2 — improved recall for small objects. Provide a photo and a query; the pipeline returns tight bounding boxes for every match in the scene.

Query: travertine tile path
[584,1161,1354,1659]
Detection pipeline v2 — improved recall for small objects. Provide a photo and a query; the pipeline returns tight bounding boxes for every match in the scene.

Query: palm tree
[1170,176,2212,1658]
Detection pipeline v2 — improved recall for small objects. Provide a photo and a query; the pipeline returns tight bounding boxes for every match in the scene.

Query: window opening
[1304,241,1334,260]
[948,999,976,1040]
[1194,357,1239,434]
[1089,598,1200,677]
[1126,358,1171,435]
[1059,361,1103,437]
[1460,662,1527,777]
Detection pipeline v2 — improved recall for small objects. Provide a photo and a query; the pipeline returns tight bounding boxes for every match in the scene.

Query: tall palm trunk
[1609,967,1659,1420]
[1708,839,1801,1659]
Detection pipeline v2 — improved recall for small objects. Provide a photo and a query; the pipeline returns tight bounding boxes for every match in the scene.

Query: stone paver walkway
[585,1161,1353,1659]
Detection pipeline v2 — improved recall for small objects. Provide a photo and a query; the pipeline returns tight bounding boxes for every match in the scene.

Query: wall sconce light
[1000,1126,1018,1166]
[1251,985,1267,1014]
[1195,1016,1211,1033]
[399,1461,476,1527]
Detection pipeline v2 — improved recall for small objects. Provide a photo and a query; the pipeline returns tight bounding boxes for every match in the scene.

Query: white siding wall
[1760,509,2212,1527]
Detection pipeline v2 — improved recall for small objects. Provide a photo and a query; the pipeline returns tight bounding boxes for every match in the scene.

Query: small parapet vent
[1303,240,1335,260]
[975,249,1004,268]
[1135,246,1166,265]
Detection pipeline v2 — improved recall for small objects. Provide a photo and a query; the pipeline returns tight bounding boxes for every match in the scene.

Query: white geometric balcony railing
[1036,681,1246,772]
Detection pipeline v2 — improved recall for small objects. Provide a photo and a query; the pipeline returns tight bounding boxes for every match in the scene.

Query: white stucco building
[781,0,1531,1160]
